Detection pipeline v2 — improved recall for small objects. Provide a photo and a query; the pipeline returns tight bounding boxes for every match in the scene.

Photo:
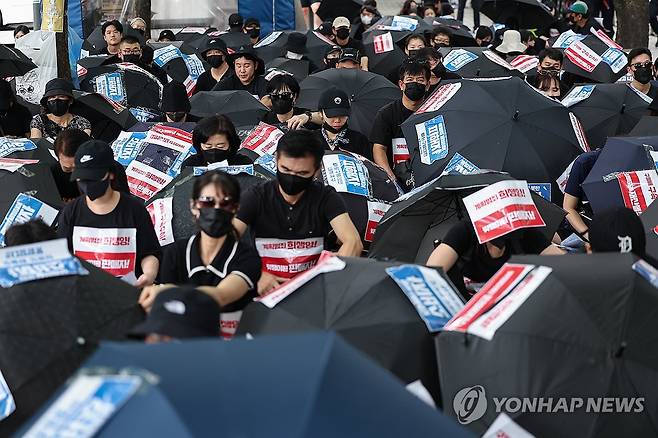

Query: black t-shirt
[50,160,131,201]
[57,192,162,280]
[336,37,365,55]
[649,84,658,101]
[194,68,231,94]
[573,18,605,35]
[236,180,347,278]
[441,220,550,295]
[315,127,373,161]
[159,232,261,312]
[369,99,414,167]
[213,74,268,98]
[181,151,252,168]
[0,103,31,137]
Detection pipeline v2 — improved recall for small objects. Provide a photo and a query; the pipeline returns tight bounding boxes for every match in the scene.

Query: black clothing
[51,160,130,201]
[369,99,414,168]
[212,74,268,98]
[181,151,252,168]
[194,68,231,94]
[315,127,373,161]
[0,102,31,137]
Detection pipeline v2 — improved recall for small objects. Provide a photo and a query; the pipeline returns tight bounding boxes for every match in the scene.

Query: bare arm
[360,56,369,71]
[197,273,252,306]
[135,255,159,288]
[330,213,363,257]
[426,243,459,272]
[30,127,43,139]
[541,245,566,255]
[373,143,395,178]
[84,128,92,136]
[563,193,589,237]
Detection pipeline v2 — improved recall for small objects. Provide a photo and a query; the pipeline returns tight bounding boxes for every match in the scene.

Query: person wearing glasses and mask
[416,47,461,94]
[104,36,168,85]
[261,74,318,131]
[182,115,251,167]
[195,38,231,94]
[243,18,261,44]
[30,78,91,140]
[627,48,658,101]
[138,172,261,316]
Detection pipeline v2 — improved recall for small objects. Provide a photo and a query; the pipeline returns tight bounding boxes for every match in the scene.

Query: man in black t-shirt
[332,16,368,70]
[370,60,431,187]
[234,130,362,294]
[58,140,161,287]
[213,46,268,101]
[97,20,122,56]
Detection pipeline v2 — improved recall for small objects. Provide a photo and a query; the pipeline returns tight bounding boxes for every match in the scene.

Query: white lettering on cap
[80,155,93,163]
[164,300,186,315]
[618,235,632,253]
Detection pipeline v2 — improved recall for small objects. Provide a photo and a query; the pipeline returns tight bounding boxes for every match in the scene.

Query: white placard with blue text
[528,183,551,202]
[416,115,449,165]
[111,131,148,166]
[0,369,15,421]
[322,154,371,197]
[440,152,480,176]
[0,138,37,158]
[0,194,59,247]
[443,49,478,72]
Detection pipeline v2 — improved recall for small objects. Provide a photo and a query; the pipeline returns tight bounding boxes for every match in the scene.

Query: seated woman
[30,78,91,140]
[212,46,268,101]
[427,220,563,299]
[139,172,262,312]
[182,115,251,167]
[261,74,317,131]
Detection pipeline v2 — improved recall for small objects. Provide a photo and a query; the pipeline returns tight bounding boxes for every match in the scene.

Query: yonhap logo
[453,385,487,424]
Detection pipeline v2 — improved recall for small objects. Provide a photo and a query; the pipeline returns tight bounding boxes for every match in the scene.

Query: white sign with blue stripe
[528,183,552,202]
[0,369,15,421]
[416,115,449,165]
[441,152,480,176]
[0,194,59,247]
[194,164,255,176]
[111,131,148,167]
[0,138,37,158]
[322,154,371,197]
[443,49,478,72]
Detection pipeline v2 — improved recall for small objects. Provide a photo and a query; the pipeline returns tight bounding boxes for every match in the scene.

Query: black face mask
[248,28,260,39]
[136,29,145,36]
[634,67,653,85]
[167,112,187,122]
[78,178,110,201]
[403,82,426,101]
[323,121,345,134]
[201,148,231,164]
[432,63,446,78]
[325,58,338,68]
[277,170,313,196]
[206,55,224,69]
[197,207,233,238]
[122,54,141,64]
[407,49,420,58]
[271,96,294,114]
[47,99,70,117]
[336,28,350,40]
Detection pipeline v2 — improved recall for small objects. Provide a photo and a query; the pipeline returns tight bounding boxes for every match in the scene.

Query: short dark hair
[276,129,324,168]
[54,128,91,157]
[266,74,300,96]
[416,47,441,62]
[627,47,652,63]
[120,35,141,46]
[102,20,123,35]
[4,219,58,247]
[475,26,493,41]
[539,48,563,64]
[432,26,453,40]
[13,25,29,37]
[405,33,427,49]
[192,115,241,156]
[399,59,431,81]
[192,170,241,204]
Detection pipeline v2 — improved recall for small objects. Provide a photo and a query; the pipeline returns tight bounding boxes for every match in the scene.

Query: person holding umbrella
[563,148,602,241]
[627,48,658,100]
[234,130,362,294]
[370,60,430,182]
[416,47,461,94]
[352,4,380,41]
[30,79,91,140]
[154,81,197,123]
[315,87,372,159]
[195,38,231,94]
[58,140,161,287]
[332,16,368,70]
[243,18,261,45]
[182,115,251,167]
[98,20,122,56]
[0,80,31,138]
[213,46,268,101]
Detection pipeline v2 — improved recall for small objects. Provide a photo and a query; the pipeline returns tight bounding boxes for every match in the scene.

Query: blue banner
[441,152,480,176]
[0,370,14,421]
[528,183,551,202]
[153,45,183,68]
[0,138,36,158]
[443,49,478,72]
[255,153,277,175]
[417,115,449,165]
[386,265,464,332]
[111,132,148,167]
[0,194,59,247]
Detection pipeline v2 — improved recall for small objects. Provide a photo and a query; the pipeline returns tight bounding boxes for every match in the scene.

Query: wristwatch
[303,110,312,123]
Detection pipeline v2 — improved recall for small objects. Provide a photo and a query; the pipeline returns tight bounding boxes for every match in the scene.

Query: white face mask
[361,15,373,25]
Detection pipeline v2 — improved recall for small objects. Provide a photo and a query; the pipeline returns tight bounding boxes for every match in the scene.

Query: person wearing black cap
[315,87,372,160]
[133,287,221,342]
[243,17,261,44]
[153,81,197,123]
[194,38,231,94]
[57,140,161,287]
[228,13,244,33]
[283,32,318,73]
[319,45,342,71]
[316,21,335,42]
[98,20,123,55]
[51,128,130,202]
[212,45,268,101]
[336,48,361,70]
[0,80,31,138]
[30,78,91,140]
[139,172,261,315]
[158,29,176,42]
[182,115,251,167]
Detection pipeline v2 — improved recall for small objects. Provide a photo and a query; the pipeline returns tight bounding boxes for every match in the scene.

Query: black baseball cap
[325,45,341,58]
[589,207,646,256]
[318,87,350,117]
[203,38,228,56]
[130,287,220,339]
[229,13,244,28]
[338,48,360,63]
[70,140,115,181]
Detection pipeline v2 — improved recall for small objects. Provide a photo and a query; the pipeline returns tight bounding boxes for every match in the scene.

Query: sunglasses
[271,92,294,99]
[196,195,236,209]
[631,61,653,69]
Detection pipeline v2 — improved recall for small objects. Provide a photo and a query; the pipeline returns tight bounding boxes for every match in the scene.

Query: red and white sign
[616,170,658,214]
[590,28,622,49]
[72,226,137,281]
[444,264,534,332]
[373,32,394,54]
[365,200,391,242]
[255,236,324,279]
[256,251,346,308]
[510,55,539,73]
[569,113,590,152]
[417,82,461,114]
[126,161,173,202]
[146,125,194,146]
[482,50,514,70]
[565,40,601,73]
[220,310,242,339]
[146,197,174,246]
[0,158,39,173]
[392,137,409,164]
[463,180,546,244]
[556,158,577,194]
[240,122,284,157]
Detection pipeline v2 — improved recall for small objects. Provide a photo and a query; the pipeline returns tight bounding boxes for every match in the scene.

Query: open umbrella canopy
[317,0,364,22]
[437,47,525,78]
[265,58,310,81]
[563,83,651,149]
[630,116,658,137]
[401,77,585,189]
[0,44,37,78]
[71,90,139,143]
[254,30,332,68]
[424,17,478,47]
[361,29,409,79]
[0,163,63,216]
[297,68,401,137]
[190,90,269,130]
[438,253,658,437]
[21,333,473,437]
[80,63,163,111]
[369,172,566,263]
[563,35,628,84]
[480,0,554,30]
[151,44,208,85]
[0,260,142,435]
[640,197,658,261]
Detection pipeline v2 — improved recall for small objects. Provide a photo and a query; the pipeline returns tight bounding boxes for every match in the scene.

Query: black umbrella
[174,27,209,43]
[4,139,57,166]
[317,0,363,22]
[190,90,269,130]
[237,256,456,405]
[147,167,271,241]
[480,0,554,29]
[0,261,143,435]
[361,28,410,79]
[76,55,110,79]
[152,45,208,84]
[564,83,651,149]
[265,58,309,81]
[71,90,139,143]
[218,32,252,51]
[438,253,658,437]
[305,30,336,67]
[438,47,524,78]
[369,172,566,263]
[254,31,331,68]
[80,64,163,110]
[563,35,627,83]
[297,68,401,137]
[128,122,196,133]
[401,76,584,189]
[630,116,658,137]
[640,197,658,260]
[581,137,656,215]
[0,163,63,216]
[425,17,478,47]
[0,44,37,78]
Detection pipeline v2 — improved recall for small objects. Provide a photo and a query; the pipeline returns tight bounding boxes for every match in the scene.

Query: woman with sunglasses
[139,172,261,317]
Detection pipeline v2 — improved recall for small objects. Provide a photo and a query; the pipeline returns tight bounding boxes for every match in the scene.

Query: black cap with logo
[70,140,115,181]
[318,87,350,117]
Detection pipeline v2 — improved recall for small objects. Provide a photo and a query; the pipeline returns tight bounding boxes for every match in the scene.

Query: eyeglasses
[196,195,236,209]
[538,69,560,77]
[631,61,653,69]
[121,49,141,55]
[270,92,294,99]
